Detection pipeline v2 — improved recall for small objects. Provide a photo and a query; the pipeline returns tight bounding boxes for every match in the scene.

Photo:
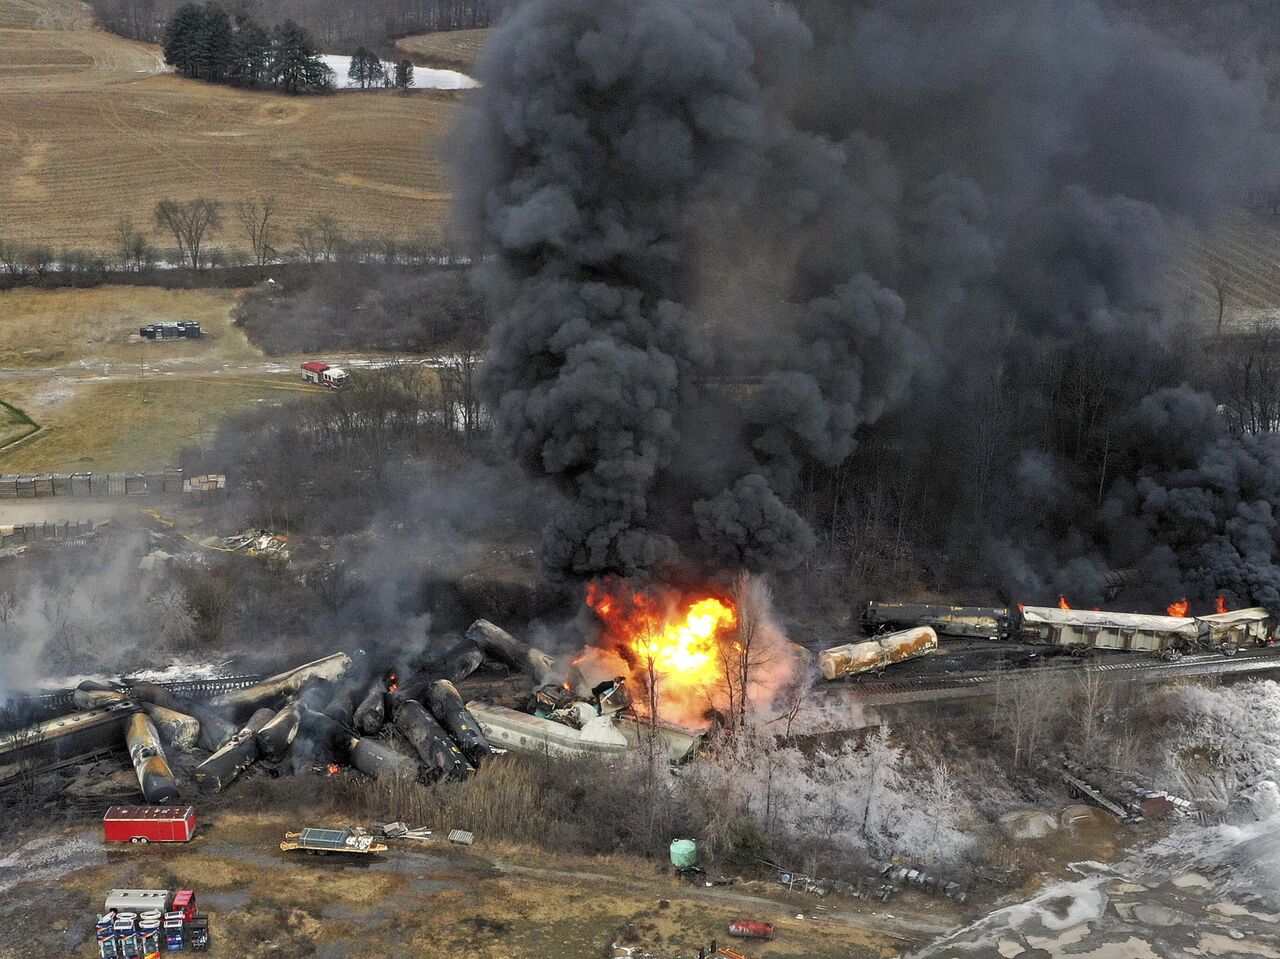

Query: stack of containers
[95,912,118,959]
[138,914,162,959]
[112,912,138,958]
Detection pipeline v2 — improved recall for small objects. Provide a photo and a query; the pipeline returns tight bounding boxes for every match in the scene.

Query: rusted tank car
[125,712,181,804]
[818,627,938,681]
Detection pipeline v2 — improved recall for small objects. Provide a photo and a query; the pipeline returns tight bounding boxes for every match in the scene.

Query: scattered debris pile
[1053,758,1195,823]
[0,617,710,805]
[220,529,287,558]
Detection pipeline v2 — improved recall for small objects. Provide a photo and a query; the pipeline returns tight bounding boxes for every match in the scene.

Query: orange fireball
[586,579,736,693]
[1167,598,1190,617]
[1216,595,1228,615]
[1058,595,1071,610]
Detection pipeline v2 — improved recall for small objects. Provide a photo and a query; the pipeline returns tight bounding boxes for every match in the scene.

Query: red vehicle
[170,889,197,921]
[301,361,348,389]
[103,806,197,844]
[727,919,775,940]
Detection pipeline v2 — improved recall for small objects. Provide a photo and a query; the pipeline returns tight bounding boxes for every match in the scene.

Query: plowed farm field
[395,27,489,72]
[1170,210,1280,330]
[0,24,464,251]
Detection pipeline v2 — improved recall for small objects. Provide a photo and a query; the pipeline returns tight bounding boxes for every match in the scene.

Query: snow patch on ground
[0,831,103,896]
[320,55,477,90]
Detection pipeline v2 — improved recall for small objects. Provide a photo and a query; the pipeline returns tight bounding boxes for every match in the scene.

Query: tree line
[94,0,495,50]
[162,2,330,93]
[0,197,463,283]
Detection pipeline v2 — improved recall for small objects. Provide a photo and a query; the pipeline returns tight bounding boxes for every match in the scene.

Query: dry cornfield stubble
[395,27,489,72]
[0,23,462,252]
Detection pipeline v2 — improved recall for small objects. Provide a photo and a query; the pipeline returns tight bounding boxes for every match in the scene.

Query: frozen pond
[320,55,477,91]
[910,817,1280,958]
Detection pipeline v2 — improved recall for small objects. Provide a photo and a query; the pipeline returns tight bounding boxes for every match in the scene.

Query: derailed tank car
[860,601,1011,640]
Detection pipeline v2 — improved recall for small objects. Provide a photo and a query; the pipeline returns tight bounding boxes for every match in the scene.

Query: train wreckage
[857,600,1274,657]
[0,619,708,801]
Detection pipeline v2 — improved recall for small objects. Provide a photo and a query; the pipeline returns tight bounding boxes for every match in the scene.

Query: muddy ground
[3,811,956,959]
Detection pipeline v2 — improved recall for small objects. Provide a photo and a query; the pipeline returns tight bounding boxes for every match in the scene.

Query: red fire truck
[102,806,197,844]
[301,361,348,389]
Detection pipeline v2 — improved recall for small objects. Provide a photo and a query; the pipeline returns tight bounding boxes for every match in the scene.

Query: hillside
[0,23,463,252]
[395,27,488,72]
[0,0,91,29]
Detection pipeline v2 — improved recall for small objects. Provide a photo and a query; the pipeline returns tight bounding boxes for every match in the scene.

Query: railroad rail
[817,646,1280,710]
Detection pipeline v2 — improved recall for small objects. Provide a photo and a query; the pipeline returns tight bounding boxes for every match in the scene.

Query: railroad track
[819,647,1280,709]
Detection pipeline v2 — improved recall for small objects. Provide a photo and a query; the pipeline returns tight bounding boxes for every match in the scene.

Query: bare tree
[1209,266,1232,335]
[717,572,783,736]
[0,239,29,279]
[312,213,344,262]
[294,226,322,263]
[1072,669,1110,754]
[1220,327,1280,434]
[437,351,486,440]
[996,670,1065,769]
[235,195,279,267]
[154,198,222,270]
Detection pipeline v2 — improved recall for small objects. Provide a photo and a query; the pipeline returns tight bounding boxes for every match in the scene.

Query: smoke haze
[462,0,1280,611]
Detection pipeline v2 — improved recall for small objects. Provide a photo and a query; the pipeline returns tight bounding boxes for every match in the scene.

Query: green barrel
[669,839,697,869]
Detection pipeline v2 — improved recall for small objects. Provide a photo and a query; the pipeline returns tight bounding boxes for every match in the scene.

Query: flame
[1058,595,1071,610]
[585,579,737,704]
[1167,598,1190,617]
[326,763,340,776]
[1217,595,1228,615]
[388,683,398,693]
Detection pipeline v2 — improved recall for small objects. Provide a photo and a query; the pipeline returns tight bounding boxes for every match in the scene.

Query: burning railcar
[1016,605,1274,655]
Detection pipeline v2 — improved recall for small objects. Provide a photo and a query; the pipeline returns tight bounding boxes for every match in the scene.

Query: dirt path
[492,859,958,944]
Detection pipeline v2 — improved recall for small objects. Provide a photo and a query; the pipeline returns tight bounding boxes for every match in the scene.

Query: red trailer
[103,806,197,844]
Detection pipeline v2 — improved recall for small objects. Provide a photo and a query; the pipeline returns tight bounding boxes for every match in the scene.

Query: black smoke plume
[461,0,1280,610]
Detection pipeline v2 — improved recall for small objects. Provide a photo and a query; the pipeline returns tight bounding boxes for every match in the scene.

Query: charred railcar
[859,601,1011,640]
[1016,606,1273,656]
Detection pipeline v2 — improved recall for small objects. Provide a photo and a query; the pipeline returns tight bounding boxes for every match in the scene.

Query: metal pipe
[353,679,388,736]
[193,707,275,794]
[73,680,126,710]
[140,703,200,751]
[393,699,472,781]
[208,653,352,721]
[466,619,558,684]
[125,712,181,803]
[425,679,493,767]
[129,682,238,752]
[342,736,420,782]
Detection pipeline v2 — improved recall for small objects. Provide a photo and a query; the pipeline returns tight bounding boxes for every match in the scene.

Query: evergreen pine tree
[271,20,331,95]
[229,14,271,87]
[162,3,206,78]
[197,2,234,82]
[394,59,413,91]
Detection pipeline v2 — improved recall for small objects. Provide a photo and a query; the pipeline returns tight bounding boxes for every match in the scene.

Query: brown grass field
[0,0,90,29]
[0,25,463,252]
[0,285,256,367]
[395,27,489,72]
[0,376,301,470]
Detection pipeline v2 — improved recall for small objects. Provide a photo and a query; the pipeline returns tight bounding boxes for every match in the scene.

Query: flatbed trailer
[280,827,387,856]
